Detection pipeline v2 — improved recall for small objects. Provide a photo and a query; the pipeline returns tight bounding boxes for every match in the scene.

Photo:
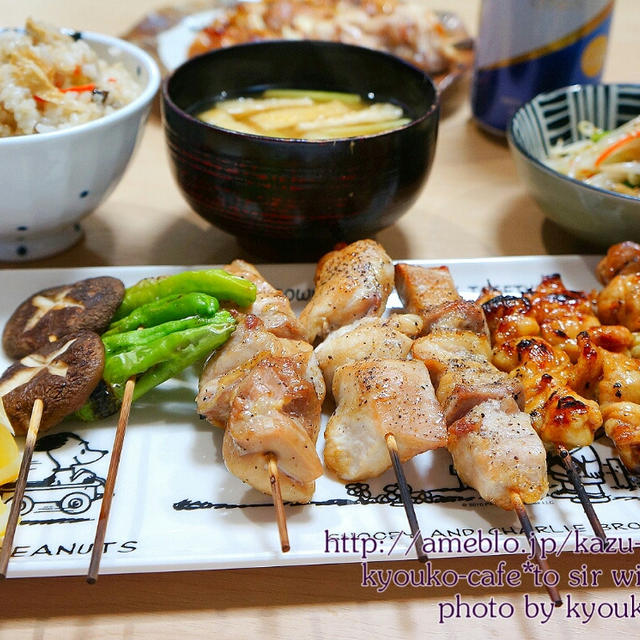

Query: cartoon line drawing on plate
[548,445,640,503]
[1,432,107,523]
[172,448,640,513]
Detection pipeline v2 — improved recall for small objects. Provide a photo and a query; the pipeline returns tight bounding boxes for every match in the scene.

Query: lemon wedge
[0,423,20,486]
[0,498,8,539]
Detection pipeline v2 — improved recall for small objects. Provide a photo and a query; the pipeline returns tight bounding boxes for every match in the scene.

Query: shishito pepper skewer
[103,314,236,386]
[77,313,238,421]
[103,292,220,336]
[113,269,256,321]
[86,320,238,581]
[85,271,256,581]
[87,377,135,584]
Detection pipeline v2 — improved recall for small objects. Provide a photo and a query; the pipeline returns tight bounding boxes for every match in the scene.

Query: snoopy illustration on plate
[2,432,107,522]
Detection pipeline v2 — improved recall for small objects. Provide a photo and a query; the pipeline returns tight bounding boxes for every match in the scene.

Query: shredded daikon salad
[546,115,640,197]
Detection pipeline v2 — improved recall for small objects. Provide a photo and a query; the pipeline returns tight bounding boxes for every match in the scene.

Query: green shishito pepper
[104,292,220,336]
[76,310,236,421]
[113,269,256,321]
[102,316,222,354]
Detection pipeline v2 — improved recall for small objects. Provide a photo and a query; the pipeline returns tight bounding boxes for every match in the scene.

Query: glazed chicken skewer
[395,263,561,605]
[478,287,607,540]
[302,240,446,562]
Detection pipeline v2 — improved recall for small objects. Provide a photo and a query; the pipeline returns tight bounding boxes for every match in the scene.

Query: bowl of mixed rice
[0,20,160,261]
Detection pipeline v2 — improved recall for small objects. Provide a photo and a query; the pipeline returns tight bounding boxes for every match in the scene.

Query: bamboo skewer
[267,454,290,553]
[0,398,43,579]
[385,433,428,563]
[555,444,606,541]
[87,376,136,584]
[511,492,562,607]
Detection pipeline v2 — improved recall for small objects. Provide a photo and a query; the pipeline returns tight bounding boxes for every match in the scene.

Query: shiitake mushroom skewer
[0,330,106,577]
[0,399,42,579]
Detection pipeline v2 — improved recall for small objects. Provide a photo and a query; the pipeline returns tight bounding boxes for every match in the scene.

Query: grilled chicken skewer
[483,267,640,475]
[479,284,607,539]
[301,241,445,560]
[395,264,560,604]
[197,262,326,549]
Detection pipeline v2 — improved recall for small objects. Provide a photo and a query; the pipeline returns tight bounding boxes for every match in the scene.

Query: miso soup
[197,89,410,140]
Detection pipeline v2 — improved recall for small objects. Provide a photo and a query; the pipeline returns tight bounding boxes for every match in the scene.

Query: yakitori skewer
[511,492,562,607]
[267,454,290,553]
[198,262,328,550]
[87,376,135,583]
[0,399,43,579]
[385,433,428,563]
[396,263,561,604]
[0,330,105,578]
[479,289,607,539]
[298,241,444,563]
[556,444,607,541]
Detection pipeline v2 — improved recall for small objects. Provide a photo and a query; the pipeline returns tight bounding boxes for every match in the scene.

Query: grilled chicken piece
[223,356,323,502]
[224,260,305,339]
[398,265,523,421]
[411,328,492,384]
[314,313,423,389]
[436,358,524,425]
[299,239,394,343]
[412,331,523,423]
[597,273,640,332]
[482,295,540,354]
[448,397,549,509]
[482,291,604,449]
[324,359,446,481]
[197,314,325,428]
[596,241,640,284]
[395,264,458,327]
[525,274,600,362]
[572,331,640,473]
[395,264,489,336]
[500,337,602,448]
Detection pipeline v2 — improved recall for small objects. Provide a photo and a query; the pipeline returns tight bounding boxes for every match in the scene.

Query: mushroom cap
[0,330,105,435]
[2,276,124,359]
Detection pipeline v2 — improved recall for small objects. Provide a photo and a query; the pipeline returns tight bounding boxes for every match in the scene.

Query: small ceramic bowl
[162,40,439,257]
[508,84,640,246]
[0,31,161,262]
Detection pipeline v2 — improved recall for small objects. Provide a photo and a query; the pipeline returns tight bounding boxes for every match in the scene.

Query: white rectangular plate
[2,255,640,578]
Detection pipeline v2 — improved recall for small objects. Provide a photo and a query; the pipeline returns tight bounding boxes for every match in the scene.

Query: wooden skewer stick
[555,444,606,541]
[0,398,44,579]
[385,433,428,563]
[87,377,136,584]
[511,492,562,607]
[267,454,290,553]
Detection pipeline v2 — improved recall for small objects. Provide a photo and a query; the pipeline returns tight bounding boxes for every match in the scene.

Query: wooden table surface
[2,1,640,638]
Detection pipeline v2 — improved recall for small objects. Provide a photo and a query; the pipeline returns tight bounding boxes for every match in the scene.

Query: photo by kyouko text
[323,529,638,560]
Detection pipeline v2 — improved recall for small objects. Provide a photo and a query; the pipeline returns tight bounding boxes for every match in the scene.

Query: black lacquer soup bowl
[162,40,439,256]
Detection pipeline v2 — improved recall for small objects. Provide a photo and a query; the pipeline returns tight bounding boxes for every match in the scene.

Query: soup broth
[197,89,410,140]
